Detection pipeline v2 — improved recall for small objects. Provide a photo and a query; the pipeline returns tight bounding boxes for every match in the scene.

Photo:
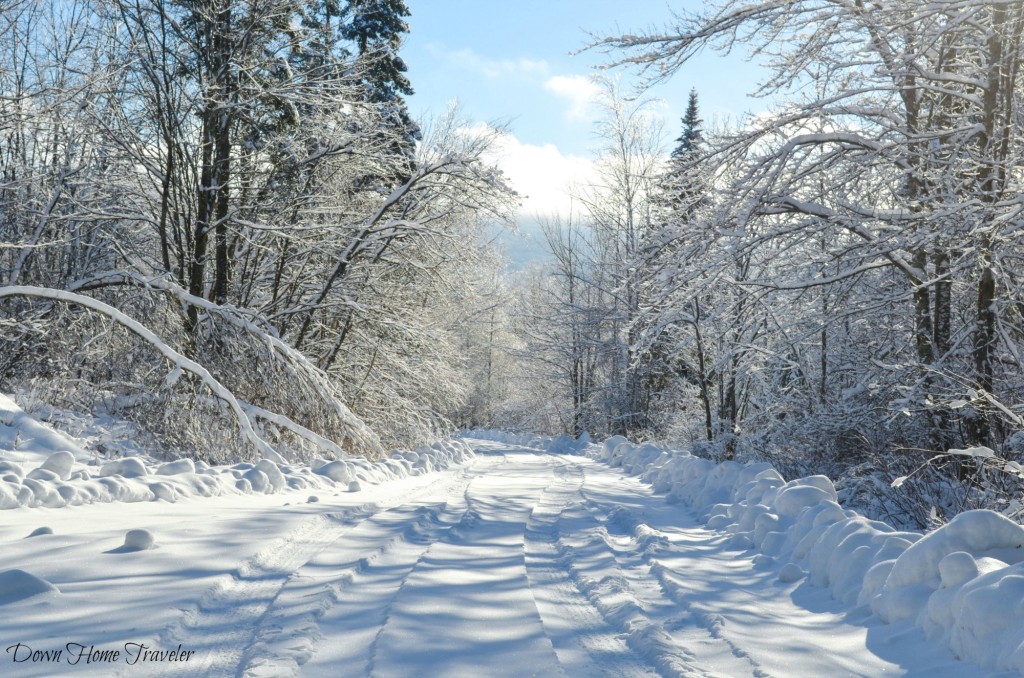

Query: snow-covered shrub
[0,283,383,463]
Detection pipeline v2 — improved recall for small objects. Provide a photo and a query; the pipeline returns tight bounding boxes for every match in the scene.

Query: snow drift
[0,396,474,510]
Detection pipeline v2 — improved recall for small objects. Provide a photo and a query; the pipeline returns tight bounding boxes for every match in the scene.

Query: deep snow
[0,403,1020,676]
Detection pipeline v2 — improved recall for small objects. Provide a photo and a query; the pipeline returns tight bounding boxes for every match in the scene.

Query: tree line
[487,1,1024,527]
[6,0,1024,527]
[0,0,515,460]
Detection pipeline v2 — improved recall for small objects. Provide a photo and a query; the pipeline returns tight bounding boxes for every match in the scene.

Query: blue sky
[403,1,771,219]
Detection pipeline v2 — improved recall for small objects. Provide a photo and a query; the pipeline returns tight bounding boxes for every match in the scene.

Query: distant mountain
[485,217,553,270]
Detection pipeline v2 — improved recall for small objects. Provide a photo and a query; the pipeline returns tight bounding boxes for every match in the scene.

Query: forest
[3,0,1024,530]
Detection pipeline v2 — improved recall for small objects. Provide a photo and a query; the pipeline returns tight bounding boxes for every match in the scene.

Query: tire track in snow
[148,466,475,678]
[295,455,505,677]
[242,499,474,677]
[150,508,369,678]
[523,457,659,678]
[607,508,771,677]
[362,484,478,676]
[363,449,565,678]
[546,477,702,676]
[574,464,770,678]
[237,463,480,677]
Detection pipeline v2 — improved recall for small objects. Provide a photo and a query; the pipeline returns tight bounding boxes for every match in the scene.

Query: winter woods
[500,0,1024,527]
[0,0,515,460]
[5,0,1024,527]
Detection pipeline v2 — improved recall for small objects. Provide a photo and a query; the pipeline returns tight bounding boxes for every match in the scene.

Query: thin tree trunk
[692,297,714,441]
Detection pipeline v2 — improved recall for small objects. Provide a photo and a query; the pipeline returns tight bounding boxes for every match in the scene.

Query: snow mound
[774,478,837,517]
[946,561,1024,672]
[120,529,156,552]
[149,481,177,501]
[0,395,89,463]
[243,467,271,493]
[156,459,195,476]
[256,459,286,492]
[315,460,351,483]
[778,563,805,583]
[26,527,53,538]
[885,510,1024,596]
[0,461,24,479]
[0,569,59,603]
[38,451,76,480]
[100,457,149,478]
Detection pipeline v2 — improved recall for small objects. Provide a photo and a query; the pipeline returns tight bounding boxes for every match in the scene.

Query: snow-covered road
[0,440,1003,677]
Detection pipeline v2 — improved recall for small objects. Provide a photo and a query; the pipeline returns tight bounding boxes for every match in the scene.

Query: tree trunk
[911,248,935,366]
[209,2,233,306]
[692,297,714,441]
[969,262,996,446]
[933,247,951,357]
[187,0,234,334]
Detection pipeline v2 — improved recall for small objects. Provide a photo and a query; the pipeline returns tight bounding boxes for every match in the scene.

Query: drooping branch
[65,270,384,457]
[2,285,294,462]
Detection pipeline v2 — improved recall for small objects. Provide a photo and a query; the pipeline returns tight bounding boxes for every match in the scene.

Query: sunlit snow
[0,403,1019,676]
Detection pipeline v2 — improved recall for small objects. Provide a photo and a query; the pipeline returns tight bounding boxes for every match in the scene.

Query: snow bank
[0,395,90,464]
[0,403,475,511]
[498,430,1024,674]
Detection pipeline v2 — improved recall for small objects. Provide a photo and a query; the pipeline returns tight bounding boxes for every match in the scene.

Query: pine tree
[635,87,716,442]
[341,0,419,182]
[661,87,706,219]
[673,88,702,158]
[340,0,413,102]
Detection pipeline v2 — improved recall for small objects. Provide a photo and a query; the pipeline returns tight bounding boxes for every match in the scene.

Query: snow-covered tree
[340,0,418,182]
[582,0,1024,521]
[0,0,515,460]
[514,80,667,439]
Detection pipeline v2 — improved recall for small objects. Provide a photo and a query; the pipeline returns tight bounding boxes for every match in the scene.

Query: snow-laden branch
[65,270,384,457]
[238,402,349,459]
[0,285,287,462]
[769,196,928,282]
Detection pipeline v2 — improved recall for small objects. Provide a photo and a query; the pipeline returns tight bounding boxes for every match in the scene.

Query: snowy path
[0,440,1004,677]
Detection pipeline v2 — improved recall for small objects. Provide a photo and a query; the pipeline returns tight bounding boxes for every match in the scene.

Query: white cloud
[543,74,602,121]
[425,43,549,80]
[478,126,598,219]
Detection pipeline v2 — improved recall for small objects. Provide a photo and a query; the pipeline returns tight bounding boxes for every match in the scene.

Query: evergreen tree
[296,0,348,85]
[660,87,706,219]
[673,88,703,158]
[341,0,419,181]
[340,0,413,102]
[632,87,716,442]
